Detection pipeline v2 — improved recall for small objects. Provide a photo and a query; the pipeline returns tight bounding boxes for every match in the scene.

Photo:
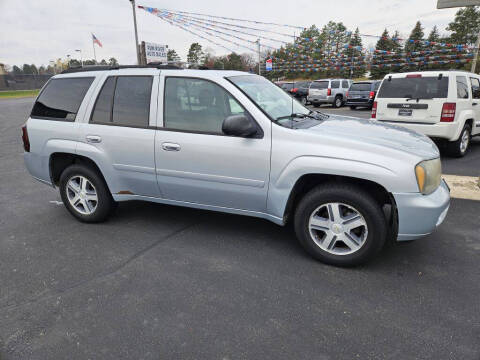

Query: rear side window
[342,80,349,88]
[350,83,371,91]
[331,81,340,89]
[310,81,328,90]
[374,81,381,91]
[470,77,480,99]
[90,76,153,127]
[377,77,449,99]
[31,77,94,121]
[456,76,469,99]
[282,83,294,90]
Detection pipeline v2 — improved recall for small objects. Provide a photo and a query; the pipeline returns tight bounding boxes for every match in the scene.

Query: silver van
[308,79,352,108]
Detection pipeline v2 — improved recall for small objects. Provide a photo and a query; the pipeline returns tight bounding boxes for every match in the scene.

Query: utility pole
[129,0,141,65]
[257,39,261,76]
[471,32,480,73]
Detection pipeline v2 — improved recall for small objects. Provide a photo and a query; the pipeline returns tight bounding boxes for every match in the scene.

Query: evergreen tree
[13,65,23,74]
[108,57,119,66]
[187,43,203,65]
[404,21,425,71]
[370,29,393,79]
[446,6,480,45]
[344,28,365,78]
[22,64,32,74]
[167,49,180,62]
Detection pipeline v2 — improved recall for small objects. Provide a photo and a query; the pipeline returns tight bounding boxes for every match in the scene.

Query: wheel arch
[49,152,109,190]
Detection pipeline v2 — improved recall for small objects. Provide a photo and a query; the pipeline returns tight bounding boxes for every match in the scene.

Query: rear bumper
[393,180,450,241]
[345,99,374,107]
[377,120,460,141]
[308,95,334,104]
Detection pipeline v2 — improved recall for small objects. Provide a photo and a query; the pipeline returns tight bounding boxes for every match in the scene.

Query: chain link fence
[0,74,52,91]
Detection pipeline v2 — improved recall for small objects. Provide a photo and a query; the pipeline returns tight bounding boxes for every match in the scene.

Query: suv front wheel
[294,184,387,266]
[447,123,471,157]
[59,164,115,223]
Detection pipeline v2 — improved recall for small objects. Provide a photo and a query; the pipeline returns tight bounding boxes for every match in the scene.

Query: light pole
[129,0,141,65]
[75,49,83,67]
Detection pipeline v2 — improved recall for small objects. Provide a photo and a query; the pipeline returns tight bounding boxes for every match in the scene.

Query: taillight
[22,125,30,152]
[346,91,349,98]
[406,74,422,78]
[369,91,375,99]
[441,103,456,122]
[291,88,298,93]
[327,88,332,96]
[371,101,378,119]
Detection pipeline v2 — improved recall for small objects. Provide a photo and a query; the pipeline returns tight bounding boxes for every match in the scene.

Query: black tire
[446,123,471,158]
[349,106,357,110]
[294,184,387,267]
[59,164,115,223]
[301,97,307,106]
[333,96,343,108]
[313,103,320,108]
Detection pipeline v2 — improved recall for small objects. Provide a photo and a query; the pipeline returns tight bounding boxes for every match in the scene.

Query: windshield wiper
[405,97,434,102]
[276,112,326,122]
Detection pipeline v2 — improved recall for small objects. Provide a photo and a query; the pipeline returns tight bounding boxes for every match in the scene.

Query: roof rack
[61,64,182,74]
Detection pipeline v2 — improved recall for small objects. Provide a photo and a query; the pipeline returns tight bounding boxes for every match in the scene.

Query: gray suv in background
[308,79,352,108]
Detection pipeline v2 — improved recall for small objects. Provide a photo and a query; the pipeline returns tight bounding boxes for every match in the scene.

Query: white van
[373,71,480,157]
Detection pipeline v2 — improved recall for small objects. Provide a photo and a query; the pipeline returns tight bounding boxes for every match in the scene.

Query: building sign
[145,42,168,64]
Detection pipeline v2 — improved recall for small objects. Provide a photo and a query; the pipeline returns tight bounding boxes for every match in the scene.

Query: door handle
[162,142,181,151]
[86,135,102,143]
[473,103,478,106]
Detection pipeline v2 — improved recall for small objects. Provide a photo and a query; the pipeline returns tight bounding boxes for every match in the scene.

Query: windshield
[281,83,294,90]
[377,76,449,99]
[310,81,329,90]
[228,75,310,121]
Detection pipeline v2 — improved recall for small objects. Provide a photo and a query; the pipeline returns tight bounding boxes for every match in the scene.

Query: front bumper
[393,179,450,241]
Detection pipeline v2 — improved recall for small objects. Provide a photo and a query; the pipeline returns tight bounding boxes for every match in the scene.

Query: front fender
[267,155,417,219]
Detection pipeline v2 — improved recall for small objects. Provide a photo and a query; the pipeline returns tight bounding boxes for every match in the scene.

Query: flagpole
[92,37,97,64]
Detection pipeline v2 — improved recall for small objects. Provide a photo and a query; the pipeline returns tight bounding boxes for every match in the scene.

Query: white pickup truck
[373,70,480,157]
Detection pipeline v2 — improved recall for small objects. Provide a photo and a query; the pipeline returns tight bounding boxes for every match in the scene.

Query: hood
[305,114,439,159]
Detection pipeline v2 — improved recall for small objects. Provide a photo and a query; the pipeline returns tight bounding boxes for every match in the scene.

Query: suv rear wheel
[447,123,471,157]
[294,184,387,267]
[333,96,343,108]
[59,164,115,222]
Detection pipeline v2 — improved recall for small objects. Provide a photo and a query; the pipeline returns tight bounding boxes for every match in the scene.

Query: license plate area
[398,109,413,116]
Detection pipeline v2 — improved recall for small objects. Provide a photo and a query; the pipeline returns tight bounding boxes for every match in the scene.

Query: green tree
[404,21,425,71]
[108,57,119,66]
[30,64,38,75]
[446,6,480,45]
[187,43,203,64]
[370,29,393,79]
[99,59,108,65]
[167,49,180,62]
[22,64,32,74]
[13,65,23,74]
[344,27,365,78]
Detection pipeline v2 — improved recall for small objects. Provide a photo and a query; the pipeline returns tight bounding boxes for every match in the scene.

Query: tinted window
[377,77,449,99]
[91,77,115,123]
[331,81,340,89]
[310,81,328,90]
[471,77,480,99]
[350,83,372,92]
[342,80,349,88]
[31,77,94,120]
[113,77,152,126]
[374,81,381,91]
[456,76,469,99]
[282,83,294,90]
[164,77,246,134]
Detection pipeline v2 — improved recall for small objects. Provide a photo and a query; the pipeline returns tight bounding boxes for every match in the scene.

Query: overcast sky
[0,0,459,67]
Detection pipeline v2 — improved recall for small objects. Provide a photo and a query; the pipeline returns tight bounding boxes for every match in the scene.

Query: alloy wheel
[66,175,98,215]
[460,128,470,154]
[308,202,368,256]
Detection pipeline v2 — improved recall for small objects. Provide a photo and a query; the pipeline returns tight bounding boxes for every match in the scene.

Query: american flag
[92,33,103,47]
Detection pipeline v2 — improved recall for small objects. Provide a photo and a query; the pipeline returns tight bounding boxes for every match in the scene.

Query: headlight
[415,158,442,195]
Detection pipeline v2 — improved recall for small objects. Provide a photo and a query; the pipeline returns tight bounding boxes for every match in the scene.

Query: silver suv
[308,79,352,108]
[22,66,450,266]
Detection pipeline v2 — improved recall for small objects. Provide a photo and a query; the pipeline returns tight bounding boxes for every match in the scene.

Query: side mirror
[222,115,257,137]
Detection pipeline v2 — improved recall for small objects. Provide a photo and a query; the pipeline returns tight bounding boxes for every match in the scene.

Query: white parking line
[443,175,480,201]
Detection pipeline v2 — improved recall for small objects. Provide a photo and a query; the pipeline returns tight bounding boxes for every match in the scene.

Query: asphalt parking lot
[1,98,479,359]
